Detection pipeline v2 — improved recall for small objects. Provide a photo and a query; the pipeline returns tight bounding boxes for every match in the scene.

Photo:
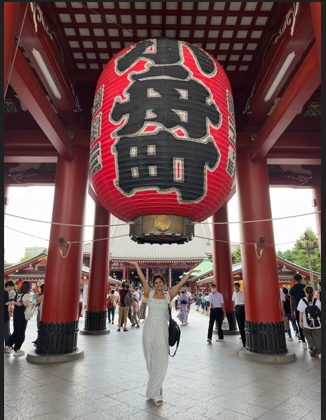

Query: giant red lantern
[90,39,236,244]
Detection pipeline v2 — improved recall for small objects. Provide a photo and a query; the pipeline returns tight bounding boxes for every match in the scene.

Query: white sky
[4,185,318,264]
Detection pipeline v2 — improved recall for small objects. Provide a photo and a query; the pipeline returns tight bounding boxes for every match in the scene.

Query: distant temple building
[83,216,217,287]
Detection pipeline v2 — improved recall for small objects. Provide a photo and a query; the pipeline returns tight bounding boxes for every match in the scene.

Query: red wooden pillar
[236,148,286,354]
[4,2,22,96]
[83,206,110,333]
[212,205,237,331]
[36,147,89,355]
[168,268,172,289]
[122,265,127,279]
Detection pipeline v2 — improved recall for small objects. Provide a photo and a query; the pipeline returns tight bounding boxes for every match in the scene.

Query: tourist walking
[6,281,31,357]
[195,292,201,311]
[4,281,15,352]
[174,293,180,311]
[282,287,299,341]
[297,286,321,357]
[133,261,197,406]
[232,282,246,347]
[204,292,210,315]
[177,290,189,326]
[139,292,148,322]
[117,282,129,332]
[107,289,119,324]
[200,293,206,313]
[207,284,225,344]
[131,289,140,327]
[290,273,307,347]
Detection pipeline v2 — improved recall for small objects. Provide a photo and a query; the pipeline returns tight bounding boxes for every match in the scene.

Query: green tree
[233,245,241,263]
[277,228,320,272]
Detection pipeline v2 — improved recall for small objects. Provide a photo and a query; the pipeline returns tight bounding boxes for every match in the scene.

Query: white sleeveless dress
[142,289,170,400]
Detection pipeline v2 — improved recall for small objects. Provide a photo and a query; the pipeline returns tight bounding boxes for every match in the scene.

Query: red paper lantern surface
[90,39,236,223]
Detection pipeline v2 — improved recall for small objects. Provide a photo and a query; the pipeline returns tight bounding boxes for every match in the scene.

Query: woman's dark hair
[121,281,126,288]
[110,289,115,294]
[153,275,165,284]
[40,284,45,294]
[126,284,130,290]
[234,282,240,287]
[282,287,288,294]
[20,281,30,294]
[304,286,314,301]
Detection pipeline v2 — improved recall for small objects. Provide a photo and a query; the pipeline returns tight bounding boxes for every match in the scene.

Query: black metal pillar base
[226,311,238,331]
[245,321,287,354]
[83,311,107,331]
[36,321,79,355]
[214,311,239,335]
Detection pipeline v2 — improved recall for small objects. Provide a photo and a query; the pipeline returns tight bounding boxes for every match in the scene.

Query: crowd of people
[4,270,321,406]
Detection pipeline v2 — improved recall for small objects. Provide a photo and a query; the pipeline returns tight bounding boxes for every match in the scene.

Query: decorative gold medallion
[154,215,172,232]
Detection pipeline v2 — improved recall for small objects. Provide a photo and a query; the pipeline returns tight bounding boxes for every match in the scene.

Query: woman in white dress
[133,262,197,406]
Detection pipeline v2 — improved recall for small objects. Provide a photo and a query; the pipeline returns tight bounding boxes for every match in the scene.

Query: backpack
[107,296,113,309]
[303,298,321,328]
[124,291,134,307]
[168,304,181,357]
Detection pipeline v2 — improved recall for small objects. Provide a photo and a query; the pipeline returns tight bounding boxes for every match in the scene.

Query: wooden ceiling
[4,1,321,185]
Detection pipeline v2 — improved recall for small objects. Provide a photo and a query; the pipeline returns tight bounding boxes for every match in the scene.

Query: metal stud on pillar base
[238,321,296,364]
[80,311,110,335]
[36,321,79,354]
[27,321,84,364]
[245,321,287,354]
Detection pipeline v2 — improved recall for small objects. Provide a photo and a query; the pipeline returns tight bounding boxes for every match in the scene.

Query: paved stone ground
[4,308,321,420]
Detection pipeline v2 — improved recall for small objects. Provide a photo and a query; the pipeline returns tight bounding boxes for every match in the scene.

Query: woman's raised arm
[168,269,198,300]
[132,261,151,298]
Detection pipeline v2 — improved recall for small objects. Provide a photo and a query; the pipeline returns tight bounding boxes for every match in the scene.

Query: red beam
[272,131,320,151]
[251,44,320,162]
[246,3,314,125]
[19,4,78,123]
[4,2,22,96]
[9,50,74,160]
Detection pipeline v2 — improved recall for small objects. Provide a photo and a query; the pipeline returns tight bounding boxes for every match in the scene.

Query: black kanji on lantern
[113,131,219,202]
[116,38,216,76]
[111,66,221,139]
[111,39,221,202]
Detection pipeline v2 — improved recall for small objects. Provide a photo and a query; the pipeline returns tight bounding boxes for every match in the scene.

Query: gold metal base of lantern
[130,215,194,244]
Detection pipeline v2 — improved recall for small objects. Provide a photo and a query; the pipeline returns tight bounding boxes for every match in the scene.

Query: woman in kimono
[177,290,189,326]
[132,262,197,406]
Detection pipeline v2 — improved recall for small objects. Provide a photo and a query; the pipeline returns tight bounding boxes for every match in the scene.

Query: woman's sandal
[153,398,163,406]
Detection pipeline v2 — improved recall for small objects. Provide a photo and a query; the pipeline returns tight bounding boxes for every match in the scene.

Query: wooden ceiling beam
[250,44,320,162]
[4,2,22,96]
[10,50,74,160]
[18,3,78,123]
[245,3,314,125]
